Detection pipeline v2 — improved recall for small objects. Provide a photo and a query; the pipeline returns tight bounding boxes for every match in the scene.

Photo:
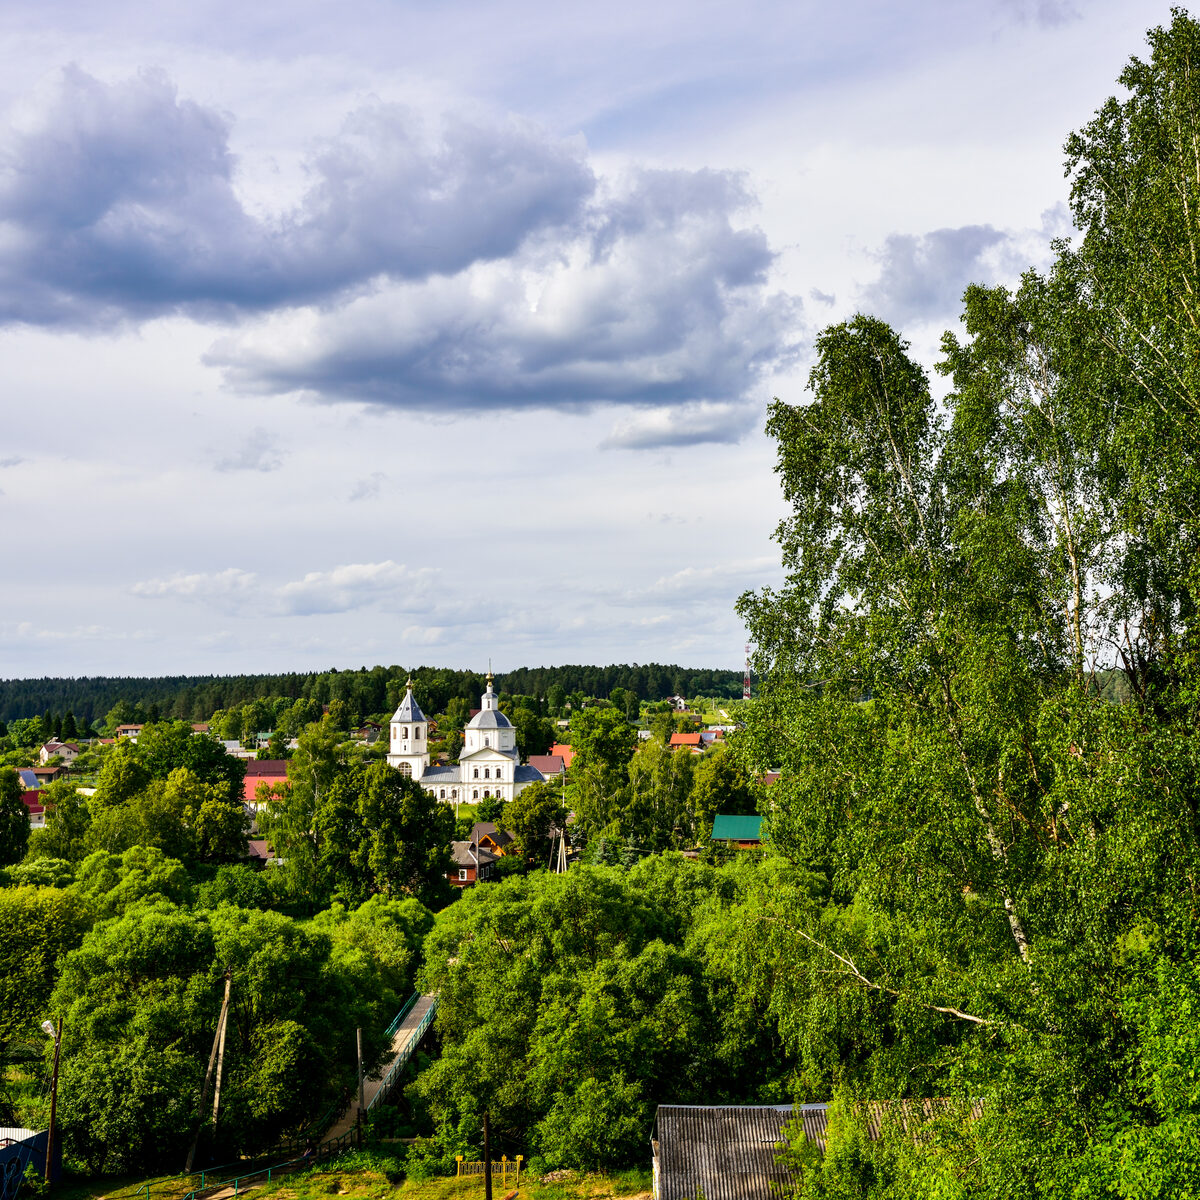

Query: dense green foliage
[0,766,29,865]
[411,857,810,1173]
[51,899,415,1172]
[257,718,455,909]
[726,13,1200,1196]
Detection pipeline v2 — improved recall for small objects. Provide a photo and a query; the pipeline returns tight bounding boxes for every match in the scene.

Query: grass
[44,1151,652,1200]
[50,1170,211,1200]
[255,1162,652,1200]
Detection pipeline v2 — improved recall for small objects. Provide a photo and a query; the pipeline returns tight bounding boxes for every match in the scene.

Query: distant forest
[0,662,745,723]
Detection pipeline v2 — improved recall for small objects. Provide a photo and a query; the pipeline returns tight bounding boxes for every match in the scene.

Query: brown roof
[470,821,513,849]
[528,754,565,776]
[245,759,289,775]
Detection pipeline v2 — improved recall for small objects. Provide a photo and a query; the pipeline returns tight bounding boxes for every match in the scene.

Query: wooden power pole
[45,1019,61,1186]
[483,1110,493,1200]
[186,970,232,1173]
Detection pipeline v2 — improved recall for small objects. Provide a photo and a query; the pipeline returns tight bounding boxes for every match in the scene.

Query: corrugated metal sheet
[653,1105,826,1200]
[653,1101,983,1200]
[710,815,764,842]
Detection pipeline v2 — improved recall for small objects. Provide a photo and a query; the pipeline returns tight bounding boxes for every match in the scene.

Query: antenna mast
[743,644,752,701]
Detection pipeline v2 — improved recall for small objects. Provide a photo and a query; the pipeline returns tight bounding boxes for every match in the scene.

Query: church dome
[467,672,512,729]
[468,707,512,730]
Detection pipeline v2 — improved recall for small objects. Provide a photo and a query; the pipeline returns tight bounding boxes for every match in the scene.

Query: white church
[386,675,546,803]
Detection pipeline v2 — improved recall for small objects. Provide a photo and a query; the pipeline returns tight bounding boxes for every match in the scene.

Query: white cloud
[214,427,284,472]
[601,401,759,450]
[131,567,260,603]
[348,472,386,502]
[275,561,437,615]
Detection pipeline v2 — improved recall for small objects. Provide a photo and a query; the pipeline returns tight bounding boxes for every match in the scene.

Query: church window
[473,789,479,799]
[484,736,490,747]
[452,789,458,799]
[484,768,490,779]
[402,727,409,739]
[484,790,490,798]
[439,789,445,799]
[398,763,412,778]
[473,768,479,779]
[415,727,421,739]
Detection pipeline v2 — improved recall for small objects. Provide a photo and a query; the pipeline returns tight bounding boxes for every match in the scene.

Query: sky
[0,0,1176,678]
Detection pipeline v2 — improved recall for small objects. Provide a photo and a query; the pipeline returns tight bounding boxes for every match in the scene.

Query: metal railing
[455,1156,523,1186]
[384,993,419,1039]
[367,997,437,1111]
[176,1128,361,1200]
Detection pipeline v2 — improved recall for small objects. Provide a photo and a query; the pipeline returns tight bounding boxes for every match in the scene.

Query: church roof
[422,764,462,782]
[391,681,427,724]
[459,745,520,762]
[514,764,547,783]
[467,707,512,730]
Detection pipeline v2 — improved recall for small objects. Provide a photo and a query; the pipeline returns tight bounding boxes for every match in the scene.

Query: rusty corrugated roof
[653,1105,825,1200]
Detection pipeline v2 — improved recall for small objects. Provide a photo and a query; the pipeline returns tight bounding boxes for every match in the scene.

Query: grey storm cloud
[0,67,801,433]
[860,207,1073,327]
[0,66,595,325]
[207,168,802,415]
[860,225,1009,326]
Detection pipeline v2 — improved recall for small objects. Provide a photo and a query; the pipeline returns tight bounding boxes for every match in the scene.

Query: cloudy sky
[0,0,1173,677]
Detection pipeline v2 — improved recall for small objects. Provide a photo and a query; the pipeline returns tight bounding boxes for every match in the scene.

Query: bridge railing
[384,993,418,1039]
[367,997,437,1111]
[176,1127,361,1200]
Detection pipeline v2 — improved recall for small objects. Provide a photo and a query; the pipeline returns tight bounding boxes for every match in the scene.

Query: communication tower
[743,643,752,700]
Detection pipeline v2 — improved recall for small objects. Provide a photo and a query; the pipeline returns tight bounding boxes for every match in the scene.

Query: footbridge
[325,992,438,1140]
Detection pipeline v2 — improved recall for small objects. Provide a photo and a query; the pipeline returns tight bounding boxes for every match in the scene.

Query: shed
[651,1104,826,1200]
[0,1126,60,1195]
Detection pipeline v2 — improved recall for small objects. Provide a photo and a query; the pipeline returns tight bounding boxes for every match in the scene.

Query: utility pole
[211,973,232,1128]
[186,969,232,1172]
[483,1110,492,1200]
[41,1019,61,1187]
[357,1027,365,1113]
[184,969,229,1166]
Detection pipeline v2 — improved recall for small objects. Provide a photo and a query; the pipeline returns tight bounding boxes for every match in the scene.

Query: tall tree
[0,766,29,866]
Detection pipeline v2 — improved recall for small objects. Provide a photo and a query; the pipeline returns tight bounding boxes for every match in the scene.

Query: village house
[243,759,290,809]
[38,740,80,765]
[449,840,497,887]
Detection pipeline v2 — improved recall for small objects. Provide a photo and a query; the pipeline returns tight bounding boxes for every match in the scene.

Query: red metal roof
[670,732,703,746]
[244,775,288,803]
[549,742,575,767]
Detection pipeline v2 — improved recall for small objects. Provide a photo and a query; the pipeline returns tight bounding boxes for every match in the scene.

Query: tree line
[0,662,743,726]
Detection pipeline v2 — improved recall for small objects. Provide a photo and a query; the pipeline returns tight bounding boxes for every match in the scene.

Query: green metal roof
[710,814,764,842]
